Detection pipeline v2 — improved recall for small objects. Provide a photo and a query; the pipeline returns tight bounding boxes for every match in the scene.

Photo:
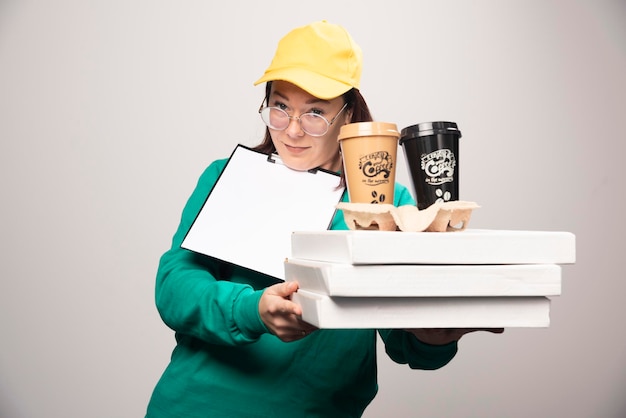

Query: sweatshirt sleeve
[154,159,268,346]
[379,329,458,370]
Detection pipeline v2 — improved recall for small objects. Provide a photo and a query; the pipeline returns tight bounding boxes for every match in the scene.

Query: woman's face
[266,81,351,172]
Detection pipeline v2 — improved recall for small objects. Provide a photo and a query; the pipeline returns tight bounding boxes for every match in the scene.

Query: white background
[1,1,624,417]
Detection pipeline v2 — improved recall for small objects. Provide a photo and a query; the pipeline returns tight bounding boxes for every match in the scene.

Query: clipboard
[181,144,346,280]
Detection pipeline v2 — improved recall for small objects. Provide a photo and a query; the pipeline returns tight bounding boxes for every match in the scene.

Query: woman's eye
[271,101,288,110]
[309,108,324,116]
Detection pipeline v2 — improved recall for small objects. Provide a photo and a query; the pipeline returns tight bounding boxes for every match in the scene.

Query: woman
[146,21,498,418]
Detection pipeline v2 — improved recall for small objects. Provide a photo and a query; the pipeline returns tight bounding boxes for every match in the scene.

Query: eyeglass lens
[261,107,329,136]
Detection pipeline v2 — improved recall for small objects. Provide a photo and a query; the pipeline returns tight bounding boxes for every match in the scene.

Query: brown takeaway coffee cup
[337,122,400,204]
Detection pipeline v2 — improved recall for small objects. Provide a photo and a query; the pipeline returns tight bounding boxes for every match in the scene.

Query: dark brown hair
[252,82,374,155]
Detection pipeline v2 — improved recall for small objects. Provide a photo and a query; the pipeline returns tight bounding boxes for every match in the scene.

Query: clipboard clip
[266,152,319,174]
[266,153,280,164]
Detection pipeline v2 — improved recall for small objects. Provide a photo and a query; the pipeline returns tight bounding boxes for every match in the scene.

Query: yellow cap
[254,21,362,100]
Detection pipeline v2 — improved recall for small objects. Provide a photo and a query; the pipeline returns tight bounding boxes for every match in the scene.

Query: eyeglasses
[258,100,348,137]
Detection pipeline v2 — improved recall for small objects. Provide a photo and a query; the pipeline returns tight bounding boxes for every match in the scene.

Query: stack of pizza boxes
[285,228,576,329]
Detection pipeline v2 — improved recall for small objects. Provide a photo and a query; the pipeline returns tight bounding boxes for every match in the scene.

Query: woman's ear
[343,108,353,125]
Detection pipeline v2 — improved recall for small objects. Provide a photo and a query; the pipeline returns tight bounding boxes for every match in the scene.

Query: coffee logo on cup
[421,149,455,185]
[359,151,393,185]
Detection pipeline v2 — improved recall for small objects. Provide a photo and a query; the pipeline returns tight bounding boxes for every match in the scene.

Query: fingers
[261,282,301,313]
[269,281,298,298]
[267,313,317,343]
[291,325,315,339]
[269,281,301,315]
[283,321,318,342]
[405,327,505,345]
[259,282,305,337]
[482,328,505,334]
[265,296,301,316]
[457,328,505,334]
[259,281,321,342]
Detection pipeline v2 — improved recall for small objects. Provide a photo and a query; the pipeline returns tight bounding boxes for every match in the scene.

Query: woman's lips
[283,143,310,154]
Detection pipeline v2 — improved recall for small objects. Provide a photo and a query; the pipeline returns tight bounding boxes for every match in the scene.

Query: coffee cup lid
[399,121,462,144]
[337,121,400,142]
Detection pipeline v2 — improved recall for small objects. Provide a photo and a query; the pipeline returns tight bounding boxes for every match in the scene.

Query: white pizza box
[291,229,576,265]
[292,290,551,329]
[284,258,562,297]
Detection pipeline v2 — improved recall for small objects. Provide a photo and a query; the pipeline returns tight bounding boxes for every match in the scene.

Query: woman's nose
[285,116,305,137]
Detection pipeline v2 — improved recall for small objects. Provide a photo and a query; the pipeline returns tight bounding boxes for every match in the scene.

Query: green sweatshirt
[146,158,458,418]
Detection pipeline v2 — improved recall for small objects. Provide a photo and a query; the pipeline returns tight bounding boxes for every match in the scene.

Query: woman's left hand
[406,328,504,346]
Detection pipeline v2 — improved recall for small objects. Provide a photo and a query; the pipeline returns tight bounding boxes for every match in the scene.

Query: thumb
[268,281,302,316]
[278,281,299,298]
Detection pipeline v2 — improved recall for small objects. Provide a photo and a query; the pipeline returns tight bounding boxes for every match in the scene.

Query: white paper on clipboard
[181,144,346,280]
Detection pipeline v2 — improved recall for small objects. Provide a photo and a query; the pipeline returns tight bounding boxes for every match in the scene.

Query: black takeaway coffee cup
[399,121,462,210]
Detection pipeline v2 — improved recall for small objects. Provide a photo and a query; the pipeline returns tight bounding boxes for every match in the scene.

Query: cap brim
[254,68,352,100]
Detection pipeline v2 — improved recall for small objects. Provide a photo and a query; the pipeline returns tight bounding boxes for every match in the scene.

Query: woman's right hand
[258,281,317,342]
